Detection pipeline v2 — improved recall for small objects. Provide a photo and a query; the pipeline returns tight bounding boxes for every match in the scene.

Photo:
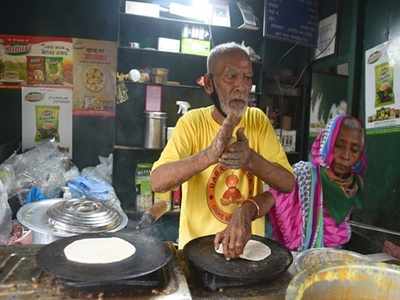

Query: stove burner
[202,271,258,291]
[62,268,166,289]
[192,264,263,291]
[185,260,293,299]
[58,268,169,298]
[47,198,122,235]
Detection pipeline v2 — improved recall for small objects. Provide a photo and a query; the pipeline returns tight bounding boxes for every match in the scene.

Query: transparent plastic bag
[1,141,70,203]
[64,166,80,182]
[81,153,113,184]
[0,180,12,245]
[0,164,15,196]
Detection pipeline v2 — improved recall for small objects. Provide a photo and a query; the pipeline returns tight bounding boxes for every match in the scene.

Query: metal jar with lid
[144,112,167,149]
[17,198,128,244]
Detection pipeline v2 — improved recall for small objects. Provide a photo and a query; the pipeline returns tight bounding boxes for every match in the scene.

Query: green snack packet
[45,57,64,84]
[375,62,395,107]
[35,105,60,142]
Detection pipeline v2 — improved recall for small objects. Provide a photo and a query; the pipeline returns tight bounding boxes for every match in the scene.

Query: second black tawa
[183,234,292,281]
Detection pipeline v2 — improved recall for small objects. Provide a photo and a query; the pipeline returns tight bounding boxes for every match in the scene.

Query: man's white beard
[224,100,247,118]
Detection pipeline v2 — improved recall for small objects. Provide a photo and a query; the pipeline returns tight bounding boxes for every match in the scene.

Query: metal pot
[17,198,128,244]
[286,261,400,300]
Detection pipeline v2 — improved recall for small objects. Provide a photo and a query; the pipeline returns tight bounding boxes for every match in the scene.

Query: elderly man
[151,42,294,258]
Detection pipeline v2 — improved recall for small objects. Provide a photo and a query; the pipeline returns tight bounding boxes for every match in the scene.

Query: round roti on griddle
[64,237,136,264]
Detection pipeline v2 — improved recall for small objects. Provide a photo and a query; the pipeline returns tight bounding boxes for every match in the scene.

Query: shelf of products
[123,80,202,90]
[120,12,261,34]
[118,46,208,60]
[113,1,309,210]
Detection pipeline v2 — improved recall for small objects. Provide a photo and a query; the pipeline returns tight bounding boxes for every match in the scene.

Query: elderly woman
[268,114,367,251]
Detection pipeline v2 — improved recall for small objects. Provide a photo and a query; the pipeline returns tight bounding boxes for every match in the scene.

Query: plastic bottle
[135,163,153,211]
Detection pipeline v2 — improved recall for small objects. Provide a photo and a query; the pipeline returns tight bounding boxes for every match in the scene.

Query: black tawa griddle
[183,234,292,289]
[36,232,173,284]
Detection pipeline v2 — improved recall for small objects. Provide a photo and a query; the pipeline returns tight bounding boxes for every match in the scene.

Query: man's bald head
[207,42,250,75]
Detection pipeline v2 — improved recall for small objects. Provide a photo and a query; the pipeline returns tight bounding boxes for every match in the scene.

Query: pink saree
[268,115,367,251]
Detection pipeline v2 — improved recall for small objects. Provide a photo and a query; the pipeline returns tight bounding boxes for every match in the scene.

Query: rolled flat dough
[216,239,271,261]
[64,237,136,264]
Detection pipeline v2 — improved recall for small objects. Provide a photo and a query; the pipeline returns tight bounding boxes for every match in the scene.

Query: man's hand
[218,128,251,169]
[206,113,241,164]
[213,202,255,259]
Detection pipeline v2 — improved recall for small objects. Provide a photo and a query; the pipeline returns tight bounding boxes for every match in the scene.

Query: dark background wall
[353,0,400,231]
[3,0,399,232]
[312,0,362,114]
[305,0,400,233]
[0,0,119,168]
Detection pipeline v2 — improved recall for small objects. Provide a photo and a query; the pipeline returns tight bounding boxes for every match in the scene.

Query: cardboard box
[275,129,296,153]
[181,38,210,56]
[125,1,160,18]
[158,38,180,53]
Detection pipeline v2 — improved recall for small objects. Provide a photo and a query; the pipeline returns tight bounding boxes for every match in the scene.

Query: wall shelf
[114,1,308,210]
[264,82,302,97]
[120,13,261,34]
[123,81,202,90]
[118,46,208,60]
[114,145,163,151]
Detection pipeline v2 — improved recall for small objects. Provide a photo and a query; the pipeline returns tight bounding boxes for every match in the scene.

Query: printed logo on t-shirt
[207,164,254,224]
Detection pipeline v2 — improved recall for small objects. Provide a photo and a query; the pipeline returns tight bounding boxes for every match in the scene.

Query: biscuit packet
[27,56,46,85]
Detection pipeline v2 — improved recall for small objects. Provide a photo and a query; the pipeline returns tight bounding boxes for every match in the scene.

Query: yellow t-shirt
[152,106,292,249]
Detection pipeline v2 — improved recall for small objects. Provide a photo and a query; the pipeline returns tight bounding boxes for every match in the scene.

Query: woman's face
[332,126,363,177]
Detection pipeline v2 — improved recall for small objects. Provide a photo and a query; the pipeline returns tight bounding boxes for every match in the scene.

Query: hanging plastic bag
[0,180,12,245]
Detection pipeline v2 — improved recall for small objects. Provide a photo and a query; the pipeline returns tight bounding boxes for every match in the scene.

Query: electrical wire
[291,32,338,88]
[271,41,300,141]
[277,41,300,65]
[270,32,336,147]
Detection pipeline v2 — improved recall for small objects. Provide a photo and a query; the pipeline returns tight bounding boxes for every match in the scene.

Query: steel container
[144,112,167,149]
[294,247,370,273]
[286,261,400,300]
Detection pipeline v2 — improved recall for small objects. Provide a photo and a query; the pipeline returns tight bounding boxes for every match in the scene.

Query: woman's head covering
[310,114,367,175]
